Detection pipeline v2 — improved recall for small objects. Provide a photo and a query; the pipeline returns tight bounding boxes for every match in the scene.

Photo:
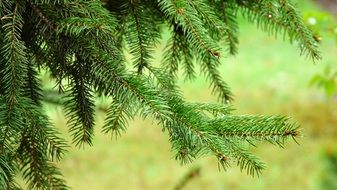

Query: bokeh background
[40,0,337,189]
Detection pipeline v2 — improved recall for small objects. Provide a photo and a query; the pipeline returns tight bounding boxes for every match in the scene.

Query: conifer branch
[0,2,27,164]
[0,156,20,189]
[18,128,68,189]
[137,66,292,176]
[57,17,114,36]
[209,115,300,146]
[1,2,27,107]
[237,0,321,61]
[128,2,152,73]
[0,1,11,18]
[23,57,43,106]
[185,102,232,117]
[163,24,195,79]
[185,0,223,39]
[0,0,320,186]
[28,0,56,30]
[200,54,233,102]
[15,104,68,189]
[64,57,95,147]
[122,1,162,74]
[158,0,220,56]
[162,27,180,78]
[102,98,135,138]
[146,69,231,165]
[84,46,173,122]
[219,1,239,55]
[277,0,321,60]
[225,139,265,176]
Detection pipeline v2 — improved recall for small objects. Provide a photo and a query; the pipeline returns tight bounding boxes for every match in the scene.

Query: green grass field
[40,2,337,189]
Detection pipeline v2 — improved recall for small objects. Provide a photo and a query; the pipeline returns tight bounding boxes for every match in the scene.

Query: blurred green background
[40,1,337,189]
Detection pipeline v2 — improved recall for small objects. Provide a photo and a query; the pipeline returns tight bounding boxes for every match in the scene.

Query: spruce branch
[102,97,136,138]
[63,57,96,147]
[14,103,68,189]
[199,53,233,102]
[22,55,68,160]
[163,24,195,80]
[185,0,224,40]
[162,26,180,78]
[28,0,56,30]
[158,0,220,56]
[0,1,11,18]
[0,1,27,164]
[31,0,69,5]
[0,0,321,187]
[83,45,173,122]
[185,102,232,117]
[134,66,291,176]
[18,128,68,189]
[23,56,43,106]
[57,17,115,36]
[277,0,321,60]
[126,1,159,73]
[218,0,239,55]
[226,139,265,177]
[237,0,321,61]
[1,2,27,108]
[0,155,21,189]
[209,115,300,147]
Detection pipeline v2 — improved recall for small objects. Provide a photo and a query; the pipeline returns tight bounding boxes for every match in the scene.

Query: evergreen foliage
[0,0,320,188]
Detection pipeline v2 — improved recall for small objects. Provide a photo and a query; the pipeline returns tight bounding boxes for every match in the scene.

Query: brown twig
[28,0,56,30]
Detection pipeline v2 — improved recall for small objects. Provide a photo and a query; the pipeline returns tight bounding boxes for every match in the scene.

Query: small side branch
[28,0,55,30]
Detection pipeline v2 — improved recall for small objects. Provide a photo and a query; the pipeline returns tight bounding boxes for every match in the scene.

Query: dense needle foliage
[0,0,320,189]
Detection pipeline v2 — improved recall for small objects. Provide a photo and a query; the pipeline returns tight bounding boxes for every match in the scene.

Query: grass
[40,1,337,189]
